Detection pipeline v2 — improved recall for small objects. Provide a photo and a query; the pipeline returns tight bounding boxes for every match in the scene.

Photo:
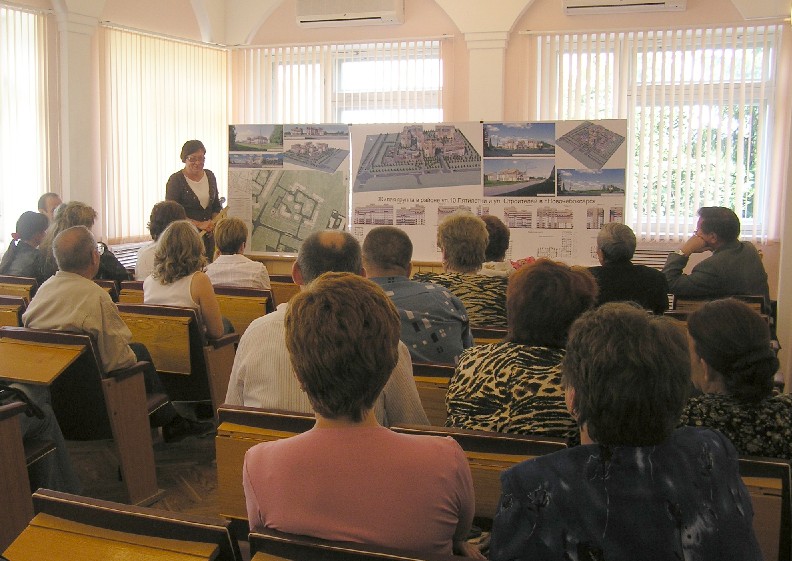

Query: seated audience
[205,217,271,290]
[0,211,48,282]
[225,230,428,426]
[23,226,212,442]
[362,226,472,365]
[446,259,596,439]
[479,215,514,277]
[243,272,483,559]
[143,220,225,339]
[135,201,186,280]
[38,201,129,282]
[413,211,508,327]
[489,302,762,561]
[681,298,790,459]
[589,222,669,314]
[37,192,62,222]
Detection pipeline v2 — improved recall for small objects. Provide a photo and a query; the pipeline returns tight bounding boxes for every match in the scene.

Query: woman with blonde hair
[143,220,224,339]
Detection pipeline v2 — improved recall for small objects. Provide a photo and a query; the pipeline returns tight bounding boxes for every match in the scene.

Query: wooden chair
[673,294,765,312]
[411,362,453,426]
[739,456,792,561]
[391,424,566,526]
[0,295,26,327]
[93,279,119,302]
[0,275,38,303]
[249,528,458,561]
[269,274,299,307]
[470,326,507,345]
[215,405,314,525]
[2,489,241,561]
[118,280,144,303]
[213,285,275,335]
[117,303,239,413]
[0,326,167,505]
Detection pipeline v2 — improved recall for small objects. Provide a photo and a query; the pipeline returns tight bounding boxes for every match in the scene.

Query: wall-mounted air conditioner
[296,0,405,28]
[563,0,687,15]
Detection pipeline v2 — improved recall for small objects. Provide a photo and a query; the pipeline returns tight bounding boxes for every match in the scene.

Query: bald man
[225,230,428,426]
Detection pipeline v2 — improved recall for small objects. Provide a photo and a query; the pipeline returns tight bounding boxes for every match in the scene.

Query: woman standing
[166,140,222,259]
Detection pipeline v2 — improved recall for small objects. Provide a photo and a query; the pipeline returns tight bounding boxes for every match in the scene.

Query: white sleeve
[380,342,429,426]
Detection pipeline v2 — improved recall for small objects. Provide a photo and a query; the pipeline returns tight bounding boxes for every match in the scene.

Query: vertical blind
[101,26,228,242]
[528,25,783,242]
[0,5,51,248]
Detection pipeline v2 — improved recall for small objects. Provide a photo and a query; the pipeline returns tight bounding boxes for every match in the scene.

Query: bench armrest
[208,333,240,349]
[104,361,150,382]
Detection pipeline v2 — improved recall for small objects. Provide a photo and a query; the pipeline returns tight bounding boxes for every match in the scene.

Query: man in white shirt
[205,217,271,289]
[225,230,429,426]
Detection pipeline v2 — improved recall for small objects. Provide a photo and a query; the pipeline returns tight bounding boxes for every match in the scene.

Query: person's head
[147,201,187,241]
[153,220,206,284]
[596,222,636,264]
[14,211,49,245]
[696,207,741,247]
[37,193,62,222]
[293,230,363,285]
[687,298,778,403]
[40,201,98,270]
[562,302,691,447]
[180,139,206,176]
[506,259,598,347]
[53,226,99,278]
[362,226,413,277]
[214,217,248,255]
[481,215,510,262]
[284,272,400,422]
[437,211,488,273]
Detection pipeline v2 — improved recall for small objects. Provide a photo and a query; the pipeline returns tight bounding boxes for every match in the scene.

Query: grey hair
[597,223,636,263]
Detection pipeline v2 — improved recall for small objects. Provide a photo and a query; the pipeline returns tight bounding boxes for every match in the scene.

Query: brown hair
[285,272,400,422]
[481,214,510,262]
[698,207,740,242]
[152,220,206,284]
[437,211,488,273]
[180,140,206,162]
[39,201,98,274]
[148,201,187,241]
[214,217,248,255]
[362,226,413,273]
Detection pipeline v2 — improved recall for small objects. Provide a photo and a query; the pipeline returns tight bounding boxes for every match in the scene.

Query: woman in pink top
[243,272,484,559]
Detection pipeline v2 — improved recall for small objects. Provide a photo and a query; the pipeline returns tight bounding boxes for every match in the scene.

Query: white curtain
[0,4,52,249]
[527,25,784,243]
[101,26,228,243]
[229,39,445,125]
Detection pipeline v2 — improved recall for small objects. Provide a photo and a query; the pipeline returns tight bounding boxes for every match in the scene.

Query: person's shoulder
[668,425,739,456]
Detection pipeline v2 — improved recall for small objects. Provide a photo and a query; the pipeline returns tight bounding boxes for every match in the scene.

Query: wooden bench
[739,456,792,561]
[470,326,507,345]
[411,362,453,426]
[215,405,315,526]
[0,275,38,303]
[0,326,166,505]
[249,528,459,561]
[117,303,239,413]
[673,294,766,312]
[0,295,26,327]
[214,285,274,335]
[118,280,144,303]
[93,279,119,302]
[269,274,299,307]
[391,424,566,526]
[3,489,241,561]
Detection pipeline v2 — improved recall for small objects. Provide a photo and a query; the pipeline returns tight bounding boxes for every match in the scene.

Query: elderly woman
[589,222,669,314]
[38,201,129,282]
[479,215,514,277]
[143,220,224,339]
[135,201,187,280]
[0,211,48,282]
[489,303,761,561]
[205,217,271,290]
[166,140,223,260]
[412,211,508,327]
[681,298,790,459]
[445,259,597,438]
[243,273,483,559]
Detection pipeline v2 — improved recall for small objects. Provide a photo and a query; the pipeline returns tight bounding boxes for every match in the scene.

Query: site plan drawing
[555,121,625,170]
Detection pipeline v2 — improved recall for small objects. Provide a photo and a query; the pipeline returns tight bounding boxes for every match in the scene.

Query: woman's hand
[453,540,487,560]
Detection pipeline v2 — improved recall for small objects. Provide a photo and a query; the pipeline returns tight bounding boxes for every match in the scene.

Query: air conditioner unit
[296,0,405,28]
[563,0,686,15]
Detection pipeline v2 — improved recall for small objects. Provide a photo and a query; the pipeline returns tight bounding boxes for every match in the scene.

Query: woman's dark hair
[688,298,778,403]
[148,201,187,241]
[481,215,510,262]
[180,140,206,162]
[506,259,598,347]
[0,212,49,274]
[563,302,691,446]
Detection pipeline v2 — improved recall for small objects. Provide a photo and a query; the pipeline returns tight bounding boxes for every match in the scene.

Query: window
[230,40,444,125]
[529,25,783,242]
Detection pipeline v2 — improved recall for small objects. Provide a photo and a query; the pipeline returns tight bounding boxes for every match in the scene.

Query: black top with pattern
[412,271,507,328]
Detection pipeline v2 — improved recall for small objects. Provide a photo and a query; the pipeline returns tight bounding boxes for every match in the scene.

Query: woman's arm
[190,271,224,339]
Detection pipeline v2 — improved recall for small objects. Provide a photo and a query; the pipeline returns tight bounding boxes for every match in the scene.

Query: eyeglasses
[187,156,206,163]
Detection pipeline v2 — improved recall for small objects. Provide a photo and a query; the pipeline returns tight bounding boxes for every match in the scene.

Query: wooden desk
[0,339,85,385]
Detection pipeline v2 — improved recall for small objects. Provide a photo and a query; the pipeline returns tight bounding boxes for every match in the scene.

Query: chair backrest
[411,362,453,426]
[93,279,119,302]
[269,274,299,307]
[213,285,274,334]
[0,274,38,303]
[739,456,792,561]
[391,424,567,525]
[0,401,35,551]
[215,405,314,523]
[4,489,240,561]
[0,295,26,327]
[249,528,458,561]
[673,294,765,313]
[470,326,507,345]
[118,280,144,303]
